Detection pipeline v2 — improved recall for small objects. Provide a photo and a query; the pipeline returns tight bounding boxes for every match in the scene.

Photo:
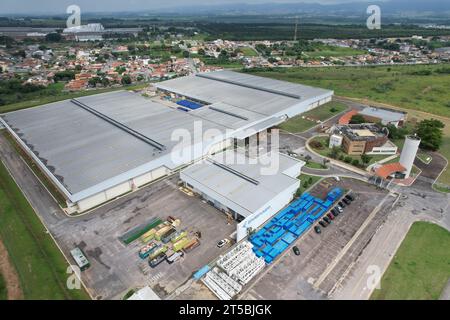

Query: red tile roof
[375,162,406,179]
[338,109,359,125]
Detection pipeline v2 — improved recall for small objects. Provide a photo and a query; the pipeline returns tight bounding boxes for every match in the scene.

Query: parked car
[338,201,346,208]
[319,220,328,228]
[342,198,351,205]
[314,226,322,234]
[217,239,230,248]
[323,217,331,224]
[345,194,355,201]
[335,206,344,213]
[327,213,335,220]
[293,246,301,256]
[331,208,339,216]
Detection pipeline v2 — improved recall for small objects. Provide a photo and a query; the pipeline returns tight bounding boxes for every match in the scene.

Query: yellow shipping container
[173,238,190,252]
[140,229,156,243]
[155,226,171,241]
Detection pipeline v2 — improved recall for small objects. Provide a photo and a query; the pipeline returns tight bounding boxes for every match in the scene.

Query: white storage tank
[329,134,343,148]
[399,135,421,178]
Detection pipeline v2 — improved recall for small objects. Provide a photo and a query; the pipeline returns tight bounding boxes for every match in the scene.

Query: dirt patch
[0,238,23,300]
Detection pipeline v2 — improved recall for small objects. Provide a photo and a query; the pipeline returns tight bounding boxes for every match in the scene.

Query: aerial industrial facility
[0,71,333,220]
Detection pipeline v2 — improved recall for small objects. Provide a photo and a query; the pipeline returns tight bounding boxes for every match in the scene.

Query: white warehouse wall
[236,181,300,241]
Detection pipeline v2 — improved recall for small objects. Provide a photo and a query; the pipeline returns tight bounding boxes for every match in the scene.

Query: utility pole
[294,16,299,42]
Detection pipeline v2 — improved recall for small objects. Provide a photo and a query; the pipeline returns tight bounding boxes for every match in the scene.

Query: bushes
[310,140,324,149]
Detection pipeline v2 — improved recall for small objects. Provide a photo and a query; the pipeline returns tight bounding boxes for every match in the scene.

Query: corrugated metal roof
[156,70,333,117]
[359,107,406,122]
[181,150,301,216]
[375,162,406,179]
[1,71,331,203]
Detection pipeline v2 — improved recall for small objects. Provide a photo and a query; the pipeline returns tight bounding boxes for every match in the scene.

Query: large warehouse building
[0,70,333,213]
[181,149,304,241]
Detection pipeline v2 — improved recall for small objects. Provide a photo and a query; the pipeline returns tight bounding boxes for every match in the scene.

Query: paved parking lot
[34,175,236,300]
[241,178,393,300]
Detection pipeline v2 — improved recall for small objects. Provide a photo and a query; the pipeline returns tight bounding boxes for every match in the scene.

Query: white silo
[399,135,421,178]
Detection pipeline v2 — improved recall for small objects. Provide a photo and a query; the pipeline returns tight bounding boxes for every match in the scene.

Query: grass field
[371,222,450,300]
[298,173,322,194]
[279,101,347,133]
[248,64,450,186]
[248,65,450,117]
[305,161,327,170]
[240,47,258,57]
[0,161,90,300]
[0,273,6,300]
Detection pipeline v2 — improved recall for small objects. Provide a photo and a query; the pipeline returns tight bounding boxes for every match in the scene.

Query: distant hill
[156,0,450,16]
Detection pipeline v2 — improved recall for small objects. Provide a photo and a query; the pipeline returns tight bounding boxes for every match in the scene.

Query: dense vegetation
[199,23,450,41]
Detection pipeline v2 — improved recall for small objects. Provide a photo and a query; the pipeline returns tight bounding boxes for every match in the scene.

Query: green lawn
[0,273,7,300]
[371,221,450,300]
[279,101,347,133]
[240,47,258,57]
[0,161,90,300]
[297,173,322,194]
[305,161,327,170]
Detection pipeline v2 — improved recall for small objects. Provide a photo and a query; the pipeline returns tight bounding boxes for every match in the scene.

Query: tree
[329,146,340,159]
[304,155,312,164]
[349,114,366,124]
[121,75,132,85]
[88,77,100,87]
[45,32,62,42]
[360,154,372,165]
[416,119,445,151]
[182,50,190,58]
[387,124,409,140]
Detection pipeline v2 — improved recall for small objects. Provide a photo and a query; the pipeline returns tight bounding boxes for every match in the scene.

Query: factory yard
[241,178,394,300]
[0,133,237,300]
[54,176,236,300]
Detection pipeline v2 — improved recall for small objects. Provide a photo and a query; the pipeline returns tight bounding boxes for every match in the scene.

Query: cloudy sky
[0,0,378,14]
